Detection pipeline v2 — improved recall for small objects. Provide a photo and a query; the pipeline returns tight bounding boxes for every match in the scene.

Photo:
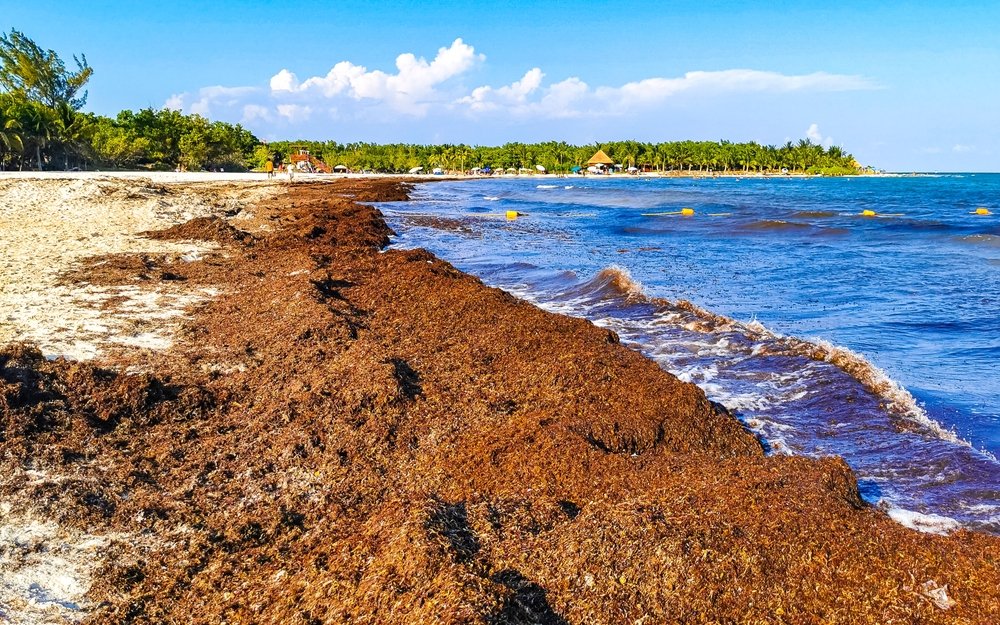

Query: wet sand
[1,176,998,623]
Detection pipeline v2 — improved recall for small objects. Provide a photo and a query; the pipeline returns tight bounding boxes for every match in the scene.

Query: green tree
[0,95,23,168]
[0,29,92,110]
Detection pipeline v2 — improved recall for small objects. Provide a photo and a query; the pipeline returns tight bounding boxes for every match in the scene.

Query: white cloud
[242,104,272,123]
[270,69,299,92]
[593,70,877,112]
[805,123,834,147]
[164,93,185,111]
[276,104,313,122]
[164,86,259,117]
[168,39,881,134]
[455,68,877,119]
[270,38,484,116]
[457,67,545,112]
[952,144,974,153]
[537,77,590,118]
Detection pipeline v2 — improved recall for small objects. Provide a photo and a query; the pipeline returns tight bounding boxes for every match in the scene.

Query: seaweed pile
[2,179,998,623]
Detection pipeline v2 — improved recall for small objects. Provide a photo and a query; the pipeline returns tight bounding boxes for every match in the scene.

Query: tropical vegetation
[0,29,257,172]
[263,139,859,175]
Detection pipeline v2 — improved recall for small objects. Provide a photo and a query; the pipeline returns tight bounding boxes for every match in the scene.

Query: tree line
[1,29,862,175]
[264,139,860,175]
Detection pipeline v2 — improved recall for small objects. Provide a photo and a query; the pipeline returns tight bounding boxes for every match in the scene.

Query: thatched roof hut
[587,149,614,167]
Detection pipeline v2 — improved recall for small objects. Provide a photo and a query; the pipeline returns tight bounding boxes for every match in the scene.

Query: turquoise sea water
[381,174,1000,534]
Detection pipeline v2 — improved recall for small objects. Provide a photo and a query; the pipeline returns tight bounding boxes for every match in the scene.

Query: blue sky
[5,1,1000,170]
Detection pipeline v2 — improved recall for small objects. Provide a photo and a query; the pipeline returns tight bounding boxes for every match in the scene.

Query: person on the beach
[265,159,274,178]
[286,163,294,181]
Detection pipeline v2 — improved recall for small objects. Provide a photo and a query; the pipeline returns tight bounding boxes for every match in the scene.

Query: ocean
[380,174,1000,534]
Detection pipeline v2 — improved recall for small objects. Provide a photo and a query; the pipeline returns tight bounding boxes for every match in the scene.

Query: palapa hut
[587,149,615,171]
[587,149,614,167]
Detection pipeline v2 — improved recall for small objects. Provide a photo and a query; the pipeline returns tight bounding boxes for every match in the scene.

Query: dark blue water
[380,174,1000,534]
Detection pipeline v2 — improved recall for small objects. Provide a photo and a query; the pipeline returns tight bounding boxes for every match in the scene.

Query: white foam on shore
[804,338,976,449]
[886,507,962,535]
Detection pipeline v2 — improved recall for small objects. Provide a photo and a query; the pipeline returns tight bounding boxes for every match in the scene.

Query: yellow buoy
[681,207,695,216]
[975,207,991,215]
[862,209,877,217]
[506,210,518,220]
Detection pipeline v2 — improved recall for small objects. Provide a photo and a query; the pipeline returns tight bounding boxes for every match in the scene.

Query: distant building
[587,149,615,171]
[290,148,332,173]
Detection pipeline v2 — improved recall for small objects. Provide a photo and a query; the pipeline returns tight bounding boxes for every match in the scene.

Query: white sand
[0,504,111,624]
[0,172,281,360]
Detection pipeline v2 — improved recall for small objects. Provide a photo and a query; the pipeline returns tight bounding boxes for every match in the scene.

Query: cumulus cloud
[270,69,299,92]
[270,38,484,116]
[952,144,974,153]
[165,39,881,134]
[457,67,545,113]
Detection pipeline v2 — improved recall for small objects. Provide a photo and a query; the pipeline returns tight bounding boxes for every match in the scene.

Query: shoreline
[0,168,914,184]
[1,175,999,622]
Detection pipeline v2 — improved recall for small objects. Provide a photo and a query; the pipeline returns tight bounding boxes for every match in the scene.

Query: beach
[2,174,999,624]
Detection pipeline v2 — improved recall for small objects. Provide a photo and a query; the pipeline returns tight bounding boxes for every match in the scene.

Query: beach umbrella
[333,165,348,172]
[627,166,638,172]
[536,165,546,172]
[408,166,423,174]
[482,166,492,173]
[571,166,582,172]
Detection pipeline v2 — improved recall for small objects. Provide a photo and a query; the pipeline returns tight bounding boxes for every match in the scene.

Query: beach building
[587,149,615,173]
[290,148,332,173]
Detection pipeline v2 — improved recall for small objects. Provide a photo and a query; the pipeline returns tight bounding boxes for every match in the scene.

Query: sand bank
[1,175,998,623]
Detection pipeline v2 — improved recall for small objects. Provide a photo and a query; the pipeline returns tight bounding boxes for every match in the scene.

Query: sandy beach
[1,174,999,624]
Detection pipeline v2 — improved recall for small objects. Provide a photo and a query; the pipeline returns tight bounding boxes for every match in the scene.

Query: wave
[483,196,500,201]
[556,266,648,304]
[549,266,978,450]
[536,184,559,189]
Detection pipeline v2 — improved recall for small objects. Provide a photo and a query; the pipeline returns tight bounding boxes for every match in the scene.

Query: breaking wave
[550,266,976,449]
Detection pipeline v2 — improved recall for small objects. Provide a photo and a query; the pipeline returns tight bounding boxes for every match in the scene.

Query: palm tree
[0,103,22,169]
[54,101,92,169]
[20,102,57,170]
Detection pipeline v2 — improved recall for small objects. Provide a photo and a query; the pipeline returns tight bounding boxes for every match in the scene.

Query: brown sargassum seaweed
[2,179,998,624]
